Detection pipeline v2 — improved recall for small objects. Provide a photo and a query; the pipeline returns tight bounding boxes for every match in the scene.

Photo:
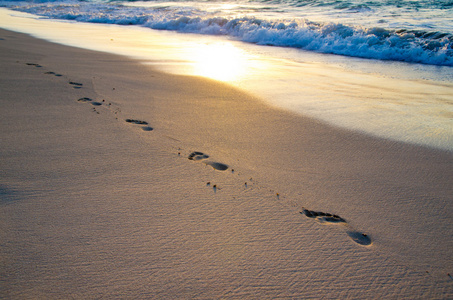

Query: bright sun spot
[191,42,249,82]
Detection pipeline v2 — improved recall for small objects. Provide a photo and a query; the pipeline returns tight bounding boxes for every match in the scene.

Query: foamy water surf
[2,0,452,66]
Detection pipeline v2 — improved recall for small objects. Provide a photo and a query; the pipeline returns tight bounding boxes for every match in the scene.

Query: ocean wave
[256,0,453,10]
[3,0,453,66]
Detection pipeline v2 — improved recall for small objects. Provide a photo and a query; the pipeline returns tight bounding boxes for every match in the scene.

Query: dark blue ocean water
[1,0,452,66]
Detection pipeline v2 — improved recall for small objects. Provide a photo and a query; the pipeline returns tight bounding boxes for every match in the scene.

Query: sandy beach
[1,28,452,298]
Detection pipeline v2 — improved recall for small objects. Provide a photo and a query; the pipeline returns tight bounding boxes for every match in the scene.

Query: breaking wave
[2,0,452,66]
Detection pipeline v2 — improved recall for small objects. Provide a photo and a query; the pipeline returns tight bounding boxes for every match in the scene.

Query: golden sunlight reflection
[190,42,250,82]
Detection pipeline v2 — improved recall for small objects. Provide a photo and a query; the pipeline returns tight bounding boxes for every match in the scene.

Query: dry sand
[1,28,452,298]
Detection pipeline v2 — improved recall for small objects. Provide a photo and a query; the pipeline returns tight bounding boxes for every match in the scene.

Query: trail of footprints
[186,149,372,246]
[25,61,155,130]
[25,60,371,247]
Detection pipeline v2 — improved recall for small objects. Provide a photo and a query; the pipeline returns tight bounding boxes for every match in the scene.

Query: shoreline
[1,28,452,298]
[1,7,452,153]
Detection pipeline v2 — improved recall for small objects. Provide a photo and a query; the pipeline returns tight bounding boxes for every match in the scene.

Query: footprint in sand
[25,63,63,76]
[77,97,103,106]
[26,62,42,68]
[44,71,63,77]
[346,231,372,246]
[125,119,154,131]
[125,119,148,125]
[204,161,229,171]
[69,81,83,89]
[188,151,209,161]
[300,208,372,246]
[301,209,346,223]
[187,151,229,171]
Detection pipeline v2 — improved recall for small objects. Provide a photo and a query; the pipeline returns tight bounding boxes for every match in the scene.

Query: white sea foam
[1,0,452,66]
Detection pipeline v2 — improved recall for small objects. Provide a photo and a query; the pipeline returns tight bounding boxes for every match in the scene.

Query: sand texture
[1,29,452,299]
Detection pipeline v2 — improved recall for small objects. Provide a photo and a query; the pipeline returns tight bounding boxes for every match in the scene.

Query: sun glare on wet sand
[191,42,251,82]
